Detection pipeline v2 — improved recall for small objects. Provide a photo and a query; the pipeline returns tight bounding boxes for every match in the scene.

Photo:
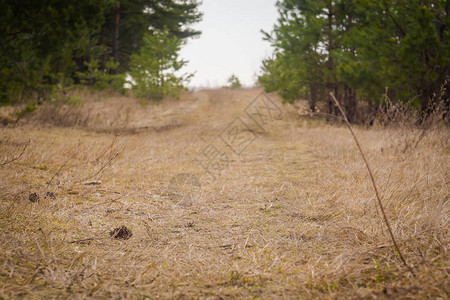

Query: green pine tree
[128,29,192,101]
[226,74,242,89]
[259,0,449,122]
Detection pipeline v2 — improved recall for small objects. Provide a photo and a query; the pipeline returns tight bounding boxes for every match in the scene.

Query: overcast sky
[179,0,278,88]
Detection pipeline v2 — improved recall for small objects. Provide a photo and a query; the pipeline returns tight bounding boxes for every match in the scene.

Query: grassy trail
[0,88,448,299]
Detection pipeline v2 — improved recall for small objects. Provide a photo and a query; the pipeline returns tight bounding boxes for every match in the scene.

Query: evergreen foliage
[0,0,202,103]
[259,0,450,122]
[128,29,192,101]
[226,74,242,89]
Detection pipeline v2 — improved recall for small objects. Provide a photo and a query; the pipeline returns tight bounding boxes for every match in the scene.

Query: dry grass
[0,88,448,299]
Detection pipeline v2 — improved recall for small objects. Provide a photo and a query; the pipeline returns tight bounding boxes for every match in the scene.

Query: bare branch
[1,139,31,167]
[329,92,415,276]
[46,149,79,187]
[79,135,125,183]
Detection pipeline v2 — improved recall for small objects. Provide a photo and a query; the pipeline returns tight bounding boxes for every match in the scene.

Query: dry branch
[46,149,79,187]
[78,134,125,183]
[0,139,30,167]
[329,92,415,276]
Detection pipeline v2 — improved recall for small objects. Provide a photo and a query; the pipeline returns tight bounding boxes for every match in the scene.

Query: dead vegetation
[0,88,448,299]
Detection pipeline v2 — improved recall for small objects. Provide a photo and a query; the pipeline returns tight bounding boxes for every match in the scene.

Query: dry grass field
[0,88,448,299]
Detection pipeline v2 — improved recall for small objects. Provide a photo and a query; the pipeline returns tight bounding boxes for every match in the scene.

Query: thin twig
[78,135,124,183]
[69,228,110,244]
[92,134,119,165]
[69,237,96,244]
[81,197,124,212]
[47,149,79,187]
[1,139,30,166]
[82,148,123,182]
[329,92,415,276]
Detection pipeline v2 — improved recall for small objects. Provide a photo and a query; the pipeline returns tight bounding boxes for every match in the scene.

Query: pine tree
[128,29,192,101]
[259,0,450,122]
[226,74,242,89]
[100,0,203,73]
[0,0,203,103]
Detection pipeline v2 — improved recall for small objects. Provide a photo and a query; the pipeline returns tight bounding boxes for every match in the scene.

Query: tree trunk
[346,85,357,123]
[112,2,120,74]
[309,83,317,112]
[326,3,338,120]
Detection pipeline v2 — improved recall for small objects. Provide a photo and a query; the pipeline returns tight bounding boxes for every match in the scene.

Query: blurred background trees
[259,0,449,123]
[1,0,448,124]
[226,74,242,89]
[0,0,202,103]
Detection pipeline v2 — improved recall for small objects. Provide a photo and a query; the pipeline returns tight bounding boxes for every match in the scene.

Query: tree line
[0,0,202,103]
[259,0,450,123]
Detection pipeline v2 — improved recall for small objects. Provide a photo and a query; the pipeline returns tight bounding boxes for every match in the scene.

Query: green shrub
[226,74,242,89]
[15,102,38,120]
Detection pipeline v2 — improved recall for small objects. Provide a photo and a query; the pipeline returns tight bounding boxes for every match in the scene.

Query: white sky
[179,0,278,88]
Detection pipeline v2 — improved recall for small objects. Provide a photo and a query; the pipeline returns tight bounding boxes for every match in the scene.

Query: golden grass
[0,88,448,299]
